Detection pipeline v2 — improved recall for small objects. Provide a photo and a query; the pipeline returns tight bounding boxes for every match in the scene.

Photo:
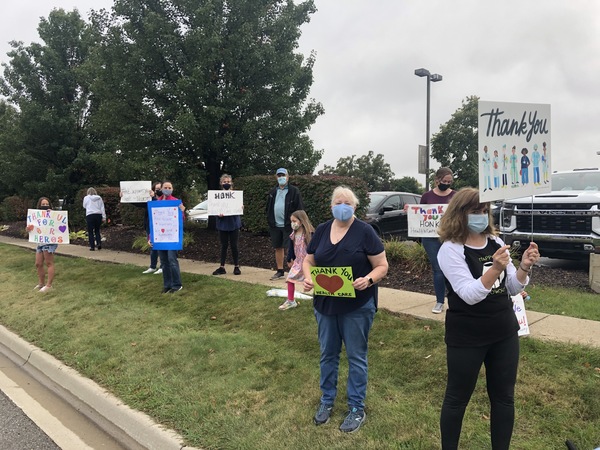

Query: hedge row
[0,175,369,234]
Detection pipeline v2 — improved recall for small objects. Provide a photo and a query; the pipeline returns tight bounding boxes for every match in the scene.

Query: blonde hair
[220,174,232,184]
[331,186,359,207]
[87,187,97,196]
[291,210,315,246]
[437,187,497,243]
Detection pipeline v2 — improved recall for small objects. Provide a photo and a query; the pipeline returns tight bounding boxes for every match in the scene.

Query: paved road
[0,351,125,450]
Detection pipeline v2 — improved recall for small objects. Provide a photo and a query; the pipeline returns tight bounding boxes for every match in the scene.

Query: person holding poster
[212,174,242,276]
[155,181,185,294]
[138,182,163,275]
[83,187,106,251]
[302,186,388,433]
[26,197,57,293]
[436,188,540,450]
[420,167,456,314]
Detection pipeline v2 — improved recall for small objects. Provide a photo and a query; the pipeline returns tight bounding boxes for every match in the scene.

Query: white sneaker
[39,285,52,293]
[279,300,298,310]
[154,268,163,275]
[432,302,445,314]
[142,268,157,274]
[33,284,43,291]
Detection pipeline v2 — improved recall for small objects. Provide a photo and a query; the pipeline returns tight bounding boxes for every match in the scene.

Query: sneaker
[162,288,171,294]
[233,266,241,275]
[39,285,53,293]
[168,286,183,294]
[278,300,297,310]
[339,407,366,433]
[314,403,333,425]
[432,302,445,314]
[270,270,285,281]
[142,268,157,274]
[33,284,43,291]
[154,268,163,275]
[212,267,226,275]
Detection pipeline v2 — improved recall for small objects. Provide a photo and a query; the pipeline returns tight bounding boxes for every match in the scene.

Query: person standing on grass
[83,187,106,251]
[419,167,456,314]
[278,210,314,311]
[212,174,242,276]
[153,181,185,294]
[266,168,304,281]
[303,186,388,433]
[436,187,540,450]
[140,182,163,275]
[26,197,57,293]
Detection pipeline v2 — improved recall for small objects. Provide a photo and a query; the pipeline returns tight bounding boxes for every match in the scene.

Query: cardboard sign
[512,293,530,336]
[148,200,183,250]
[207,190,243,216]
[120,181,152,203]
[27,209,70,244]
[478,101,552,203]
[310,266,355,298]
[407,203,447,237]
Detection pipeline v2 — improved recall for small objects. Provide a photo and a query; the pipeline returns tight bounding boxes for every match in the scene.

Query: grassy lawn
[0,243,599,449]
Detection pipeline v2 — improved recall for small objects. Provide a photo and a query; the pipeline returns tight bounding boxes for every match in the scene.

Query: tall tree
[90,0,324,190]
[389,176,422,194]
[318,150,395,191]
[0,9,105,201]
[430,95,479,189]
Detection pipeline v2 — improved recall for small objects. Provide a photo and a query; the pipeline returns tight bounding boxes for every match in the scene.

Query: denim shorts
[36,244,58,254]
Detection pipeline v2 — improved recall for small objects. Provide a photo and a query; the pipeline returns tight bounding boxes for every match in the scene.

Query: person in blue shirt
[303,186,388,433]
[212,174,242,276]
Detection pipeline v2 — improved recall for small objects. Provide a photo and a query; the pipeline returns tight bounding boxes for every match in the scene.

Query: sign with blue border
[148,200,183,250]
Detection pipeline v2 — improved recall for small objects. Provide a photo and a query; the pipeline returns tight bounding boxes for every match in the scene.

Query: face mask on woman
[155,189,163,197]
[438,183,451,191]
[332,203,354,222]
[467,214,489,233]
[162,188,173,196]
[40,205,50,210]
[222,183,231,190]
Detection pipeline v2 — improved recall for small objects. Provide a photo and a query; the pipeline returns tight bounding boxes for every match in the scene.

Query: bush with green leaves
[384,238,430,273]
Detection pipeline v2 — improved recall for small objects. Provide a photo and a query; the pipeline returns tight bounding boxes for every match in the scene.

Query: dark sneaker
[339,407,365,433]
[162,288,171,294]
[314,403,333,425]
[212,267,226,275]
[270,271,285,281]
[168,286,183,294]
[233,266,241,275]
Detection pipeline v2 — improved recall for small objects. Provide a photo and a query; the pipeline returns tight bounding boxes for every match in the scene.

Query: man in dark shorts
[265,168,304,280]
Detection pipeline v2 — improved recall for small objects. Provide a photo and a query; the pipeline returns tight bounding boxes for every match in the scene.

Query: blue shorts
[36,244,58,254]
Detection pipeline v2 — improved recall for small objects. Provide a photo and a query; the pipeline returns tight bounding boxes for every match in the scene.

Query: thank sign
[148,200,183,250]
[310,266,355,298]
[207,190,243,216]
[27,209,70,244]
[407,203,447,237]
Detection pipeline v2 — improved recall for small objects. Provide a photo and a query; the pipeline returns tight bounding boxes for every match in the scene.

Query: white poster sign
[207,190,243,216]
[478,101,552,203]
[512,294,530,337]
[407,203,447,238]
[27,209,70,244]
[120,181,152,203]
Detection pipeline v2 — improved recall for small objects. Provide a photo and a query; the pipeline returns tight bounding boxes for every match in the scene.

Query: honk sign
[26,209,70,244]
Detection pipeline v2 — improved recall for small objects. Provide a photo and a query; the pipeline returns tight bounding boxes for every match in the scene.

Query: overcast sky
[2,1,600,182]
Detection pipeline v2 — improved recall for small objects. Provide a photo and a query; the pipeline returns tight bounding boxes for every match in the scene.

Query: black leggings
[86,214,103,249]
[441,334,519,450]
[219,229,239,266]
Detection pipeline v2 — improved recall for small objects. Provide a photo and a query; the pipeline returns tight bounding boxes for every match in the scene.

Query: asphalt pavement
[0,234,599,449]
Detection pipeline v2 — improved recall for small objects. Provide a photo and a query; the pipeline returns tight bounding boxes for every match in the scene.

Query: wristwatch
[367,277,374,286]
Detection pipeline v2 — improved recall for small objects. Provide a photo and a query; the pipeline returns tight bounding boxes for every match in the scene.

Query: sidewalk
[1,235,599,448]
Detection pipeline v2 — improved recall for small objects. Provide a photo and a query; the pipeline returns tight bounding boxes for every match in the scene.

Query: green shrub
[67,187,123,229]
[384,238,430,273]
[1,196,34,222]
[235,175,369,233]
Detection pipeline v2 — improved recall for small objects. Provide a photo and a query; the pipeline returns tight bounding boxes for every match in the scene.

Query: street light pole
[415,68,443,189]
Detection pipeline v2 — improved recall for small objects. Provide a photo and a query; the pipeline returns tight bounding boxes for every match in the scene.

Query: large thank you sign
[148,200,183,250]
[27,209,70,244]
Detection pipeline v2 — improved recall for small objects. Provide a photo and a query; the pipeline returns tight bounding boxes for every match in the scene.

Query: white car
[188,200,208,223]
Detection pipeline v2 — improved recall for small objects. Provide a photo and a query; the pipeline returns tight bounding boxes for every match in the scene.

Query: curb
[0,325,201,450]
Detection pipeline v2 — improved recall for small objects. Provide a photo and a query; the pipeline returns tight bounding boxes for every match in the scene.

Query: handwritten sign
[310,266,355,298]
[207,190,243,216]
[148,200,183,250]
[407,203,446,237]
[478,101,552,203]
[120,181,152,203]
[512,294,530,336]
[27,209,70,244]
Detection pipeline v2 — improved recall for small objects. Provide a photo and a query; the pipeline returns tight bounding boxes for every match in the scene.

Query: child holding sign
[26,197,57,293]
[279,210,314,311]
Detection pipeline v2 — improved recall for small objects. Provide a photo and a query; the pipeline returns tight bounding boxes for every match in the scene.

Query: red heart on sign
[161,229,165,233]
[316,274,344,295]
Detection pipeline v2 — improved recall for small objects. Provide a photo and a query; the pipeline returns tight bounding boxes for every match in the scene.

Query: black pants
[219,229,239,266]
[441,334,519,450]
[86,214,103,250]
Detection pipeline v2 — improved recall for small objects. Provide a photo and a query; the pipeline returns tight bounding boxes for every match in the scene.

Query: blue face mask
[467,214,489,233]
[277,177,287,186]
[161,188,173,196]
[332,203,354,222]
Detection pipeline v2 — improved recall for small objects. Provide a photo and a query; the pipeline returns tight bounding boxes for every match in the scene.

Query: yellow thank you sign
[310,266,356,298]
